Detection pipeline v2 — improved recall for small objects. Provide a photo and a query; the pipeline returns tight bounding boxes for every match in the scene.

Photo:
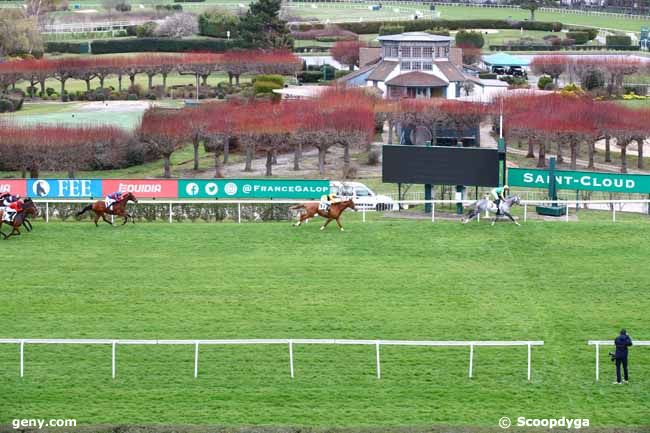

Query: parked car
[491,66,506,75]
[508,66,526,77]
[329,181,396,211]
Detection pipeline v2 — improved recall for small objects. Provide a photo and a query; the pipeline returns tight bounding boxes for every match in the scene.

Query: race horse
[291,199,356,231]
[462,195,521,226]
[76,192,138,226]
[0,198,38,239]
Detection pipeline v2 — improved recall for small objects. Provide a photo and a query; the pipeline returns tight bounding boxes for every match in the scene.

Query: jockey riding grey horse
[462,195,521,226]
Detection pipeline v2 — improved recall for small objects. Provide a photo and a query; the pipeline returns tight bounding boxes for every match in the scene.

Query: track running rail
[587,340,650,381]
[0,338,543,381]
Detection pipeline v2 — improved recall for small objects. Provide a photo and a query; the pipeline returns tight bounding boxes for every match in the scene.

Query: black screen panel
[382,145,499,186]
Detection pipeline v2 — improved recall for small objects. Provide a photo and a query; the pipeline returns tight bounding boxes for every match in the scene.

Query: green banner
[508,168,650,194]
[178,179,330,199]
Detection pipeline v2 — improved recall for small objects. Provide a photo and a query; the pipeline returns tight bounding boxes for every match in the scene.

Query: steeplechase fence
[587,340,650,381]
[27,198,650,224]
[0,338,543,381]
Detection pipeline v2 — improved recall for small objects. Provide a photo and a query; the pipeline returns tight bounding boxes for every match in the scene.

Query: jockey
[319,192,339,212]
[3,199,23,223]
[490,185,510,214]
[105,191,123,211]
[2,193,20,208]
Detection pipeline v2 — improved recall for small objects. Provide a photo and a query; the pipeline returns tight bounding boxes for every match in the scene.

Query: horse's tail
[290,204,305,210]
[77,204,92,217]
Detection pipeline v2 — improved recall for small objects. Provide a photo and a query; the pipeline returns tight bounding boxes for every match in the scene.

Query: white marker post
[20,340,24,378]
[194,342,199,378]
[595,343,600,382]
[468,344,474,378]
[375,341,381,379]
[111,341,116,379]
[288,340,294,378]
[527,343,532,381]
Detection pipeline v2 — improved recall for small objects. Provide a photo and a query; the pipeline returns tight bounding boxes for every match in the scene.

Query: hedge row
[565,31,590,45]
[489,44,639,51]
[91,38,242,54]
[606,35,632,46]
[299,19,565,34]
[45,41,90,54]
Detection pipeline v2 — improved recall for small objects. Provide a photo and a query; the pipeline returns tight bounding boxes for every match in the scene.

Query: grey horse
[462,195,521,226]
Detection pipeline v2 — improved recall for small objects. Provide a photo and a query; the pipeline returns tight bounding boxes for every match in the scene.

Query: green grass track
[1,217,649,427]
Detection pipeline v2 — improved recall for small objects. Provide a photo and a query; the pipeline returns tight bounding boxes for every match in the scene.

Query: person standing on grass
[614,329,633,385]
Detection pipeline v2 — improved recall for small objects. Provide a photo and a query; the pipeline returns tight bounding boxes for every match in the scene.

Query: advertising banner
[0,180,27,195]
[27,179,103,198]
[102,179,178,198]
[178,179,330,199]
[5,178,329,199]
[508,168,650,194]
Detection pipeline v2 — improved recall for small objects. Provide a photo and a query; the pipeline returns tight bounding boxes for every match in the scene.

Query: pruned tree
[331,39,365,71]
[139,108,190,178]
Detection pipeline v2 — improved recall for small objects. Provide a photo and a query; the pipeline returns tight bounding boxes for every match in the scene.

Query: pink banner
[0,180,27,196]
[102,179,178,198]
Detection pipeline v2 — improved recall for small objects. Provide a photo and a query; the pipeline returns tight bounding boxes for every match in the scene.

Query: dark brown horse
[291,199,356,231]
[0,198,38,240]
[77,192,138,226]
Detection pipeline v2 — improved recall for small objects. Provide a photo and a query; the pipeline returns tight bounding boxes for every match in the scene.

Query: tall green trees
[237,0,292,49]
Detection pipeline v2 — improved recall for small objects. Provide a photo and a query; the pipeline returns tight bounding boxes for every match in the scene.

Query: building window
[391,46,398,57]
[401,61,411,71]
[401,46,411,58]
[412,47,422,58]
[444,46,450,57]
[423,62,433,71]
[423,47,433,58]
[412,61,421,70]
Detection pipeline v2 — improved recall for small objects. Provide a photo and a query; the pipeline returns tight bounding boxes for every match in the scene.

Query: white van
[329,181,396,211]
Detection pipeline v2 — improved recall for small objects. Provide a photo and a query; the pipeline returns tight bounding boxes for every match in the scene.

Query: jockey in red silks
[105,191,123,211]
[4,199,23,223]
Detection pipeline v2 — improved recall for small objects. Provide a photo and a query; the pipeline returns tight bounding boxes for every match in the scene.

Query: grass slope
[1,218,649,428]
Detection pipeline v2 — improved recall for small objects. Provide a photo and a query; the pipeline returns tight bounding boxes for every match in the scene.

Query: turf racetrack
[1,218,649,429]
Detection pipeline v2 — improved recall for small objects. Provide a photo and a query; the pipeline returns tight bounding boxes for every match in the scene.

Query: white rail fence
[29,198,650,223]
[0,338,543,381]
[588,340,650,382]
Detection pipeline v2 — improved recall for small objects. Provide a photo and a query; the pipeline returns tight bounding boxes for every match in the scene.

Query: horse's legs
[504,211,520,226]
[293,212,305,227]
[462,210,476,224]
[122,215,128,225]
[335,218,344,231]
[101,214,113,226]
[5,227,19,239]
[320,218,333,231]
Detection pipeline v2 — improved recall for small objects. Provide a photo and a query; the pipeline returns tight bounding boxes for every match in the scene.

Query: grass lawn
[437,5,650,32]
[0,100,186,130]
[0,218,649,428]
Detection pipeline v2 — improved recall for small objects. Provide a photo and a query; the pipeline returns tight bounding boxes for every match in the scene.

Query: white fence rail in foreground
[588,340,650,382]
[0,338,543,381]
[31,198,650,224]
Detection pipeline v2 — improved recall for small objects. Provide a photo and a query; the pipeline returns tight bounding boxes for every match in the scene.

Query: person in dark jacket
[614,329,633,384]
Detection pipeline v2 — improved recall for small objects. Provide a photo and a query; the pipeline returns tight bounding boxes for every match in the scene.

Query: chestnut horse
[76,192,138,226]
[291,199,356,231]
[0,198,38,240]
